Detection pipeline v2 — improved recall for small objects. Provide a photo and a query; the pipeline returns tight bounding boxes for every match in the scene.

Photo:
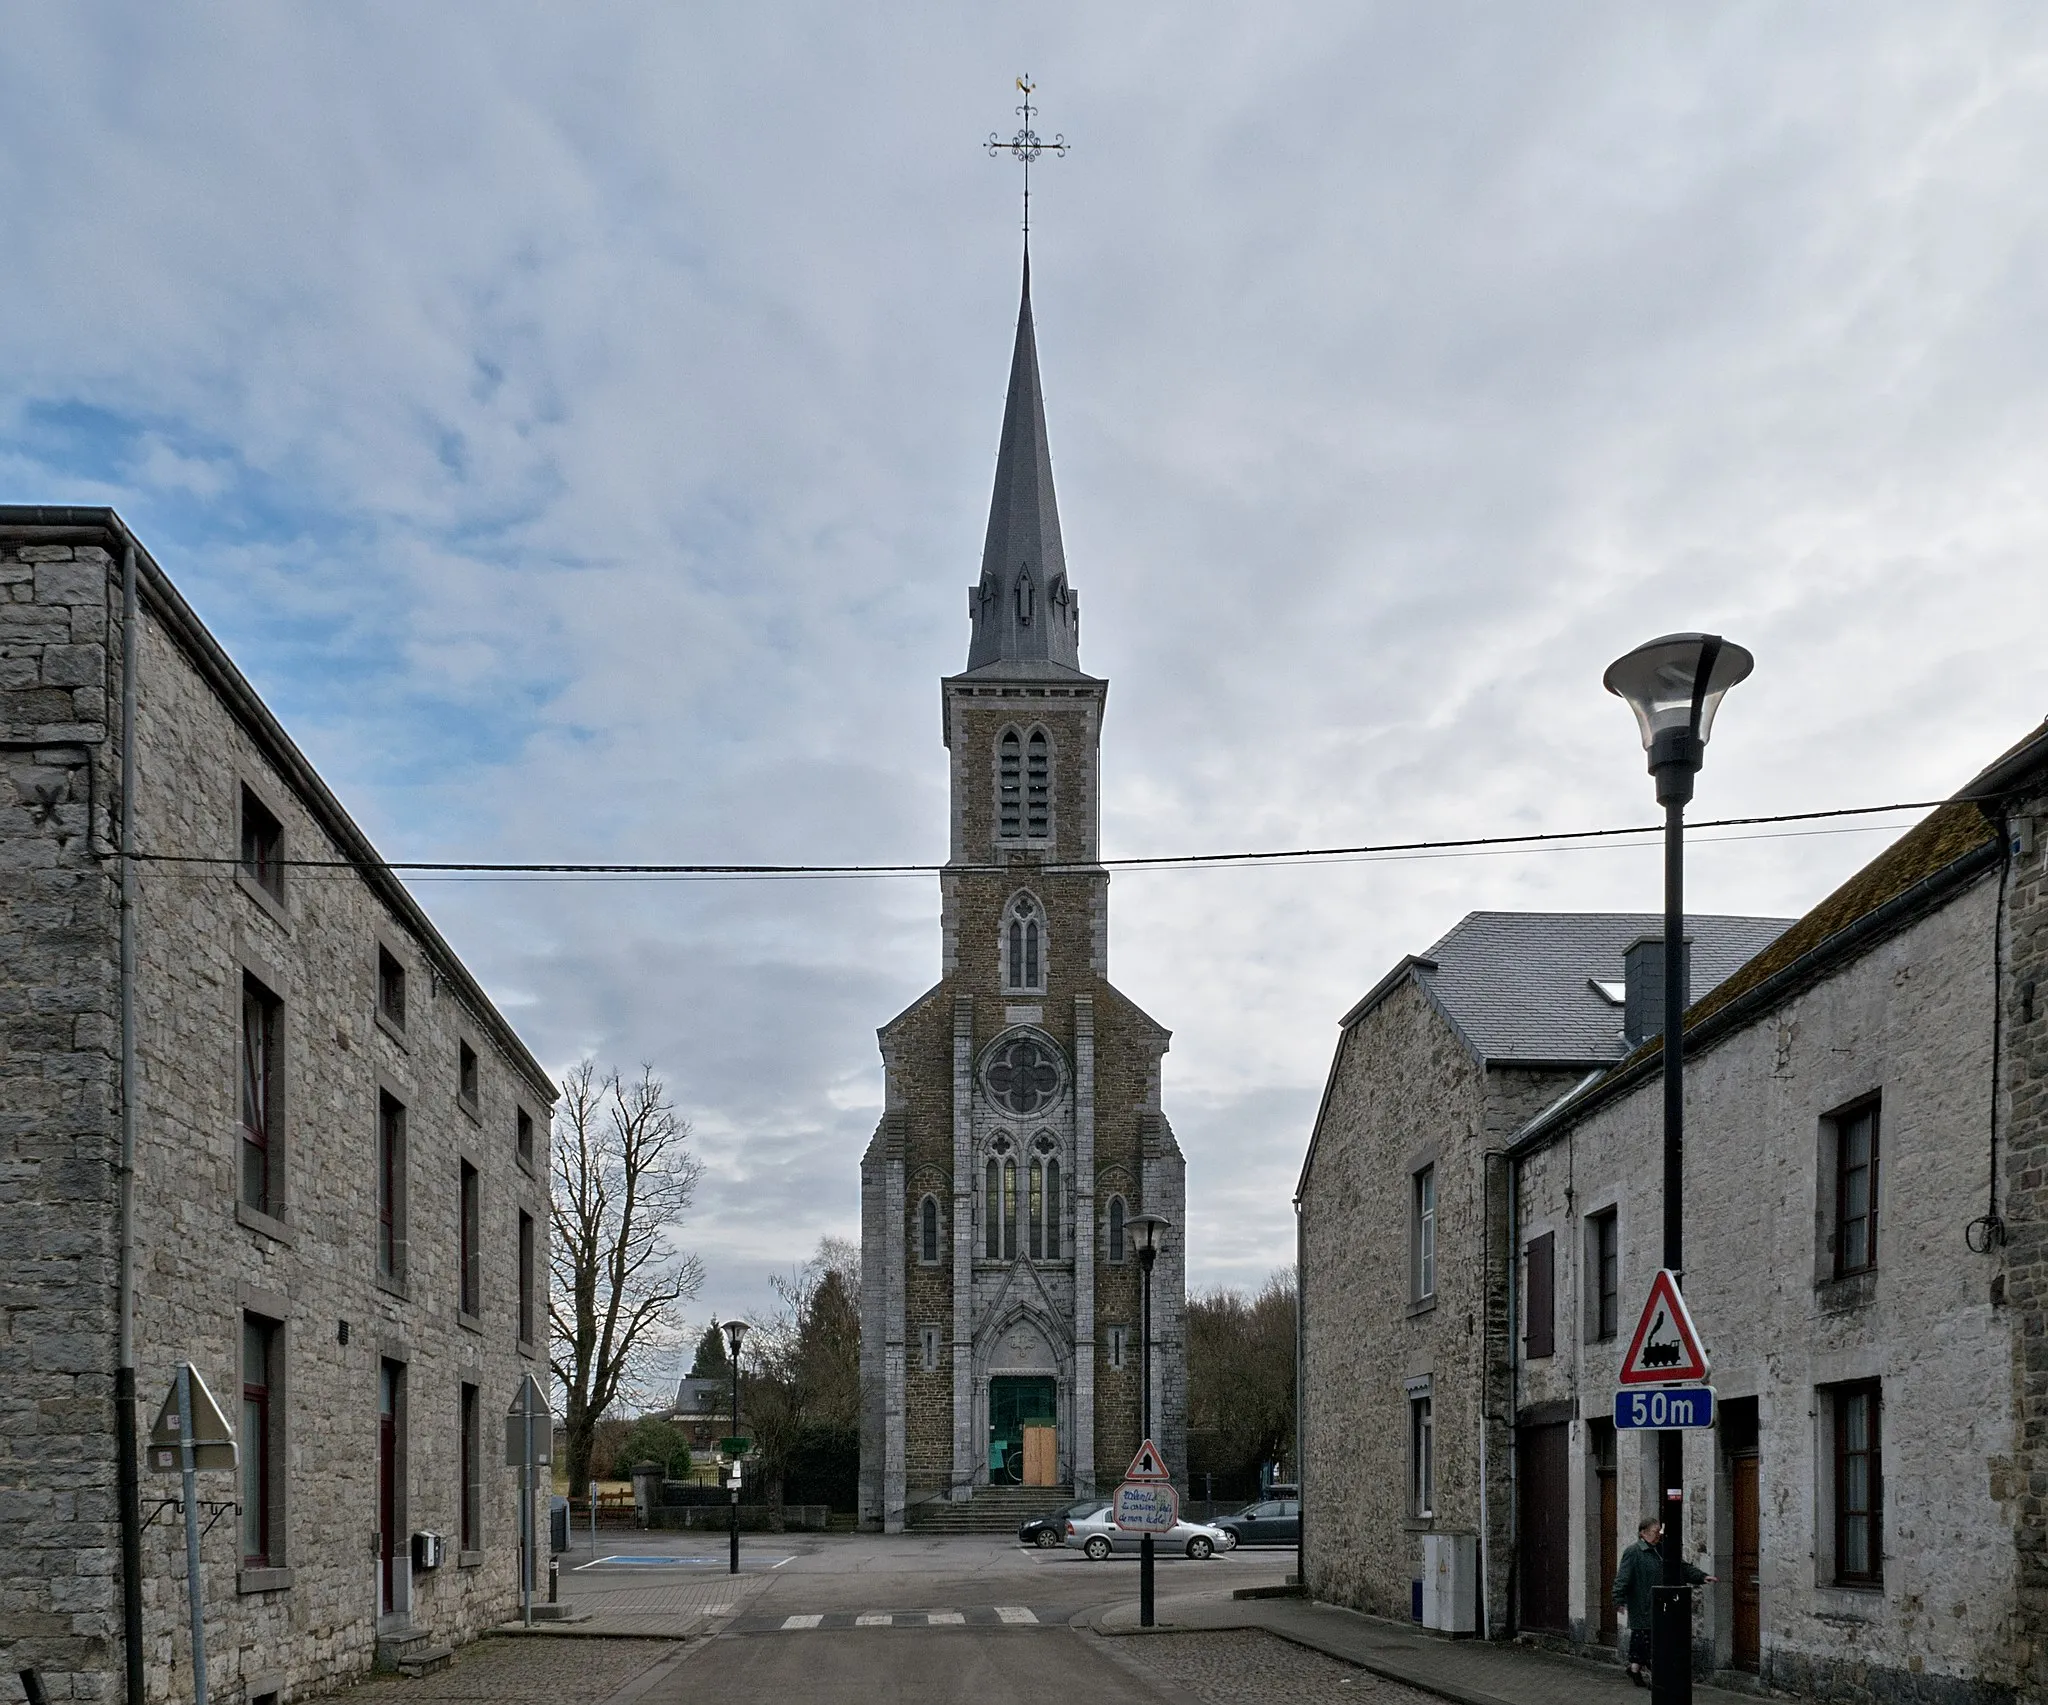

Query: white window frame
[1406,1376,1435,1519]
[1412,1165,1437,1302]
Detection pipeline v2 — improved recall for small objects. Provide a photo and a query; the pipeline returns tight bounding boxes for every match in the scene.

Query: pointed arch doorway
[989,1377,1059,1485]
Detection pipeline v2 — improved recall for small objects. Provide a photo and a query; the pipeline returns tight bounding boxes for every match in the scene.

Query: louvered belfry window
[998,731,1023,838]
[1025,731,1050,838]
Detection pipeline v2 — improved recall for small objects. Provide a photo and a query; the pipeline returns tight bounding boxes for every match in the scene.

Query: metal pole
[116,540,145,1705]
[1140,1242,1155,1629]
[521,1386,533,1628]
[176,1364,208,1705]
[1652,792,1692,1705]
[589,1478,597,1563]
[729,1355,742,1575]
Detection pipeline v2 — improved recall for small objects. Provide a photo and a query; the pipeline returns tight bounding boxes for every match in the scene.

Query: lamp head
[1603,633,1752,802]
[721,1319,749,1361]
[1125,1212,1171,1264]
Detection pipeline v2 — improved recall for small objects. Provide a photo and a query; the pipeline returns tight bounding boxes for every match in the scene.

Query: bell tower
[859,257,1185,1534]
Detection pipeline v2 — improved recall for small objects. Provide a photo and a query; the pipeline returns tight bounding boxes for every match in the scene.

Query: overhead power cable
[114,795,1975,883]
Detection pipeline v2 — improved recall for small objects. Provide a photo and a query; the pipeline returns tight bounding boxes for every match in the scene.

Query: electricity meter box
[1420,1532,1476,1633]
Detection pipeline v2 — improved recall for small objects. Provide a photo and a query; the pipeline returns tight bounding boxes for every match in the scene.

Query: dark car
[1019,1497,1107,1548]
[1211,1498,1300,1549]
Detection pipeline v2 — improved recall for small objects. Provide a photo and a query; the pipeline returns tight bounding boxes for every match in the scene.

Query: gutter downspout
[116,541,145,1705]
[1294,1196,1306,1593]
[1504,1139,1520,1637]
[1477,1147,1504,1640]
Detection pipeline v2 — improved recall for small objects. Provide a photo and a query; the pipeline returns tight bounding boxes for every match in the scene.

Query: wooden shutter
[1526,1232,1556,1359]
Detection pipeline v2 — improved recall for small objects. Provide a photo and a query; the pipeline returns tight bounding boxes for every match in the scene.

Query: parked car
[1065,1505,1228,1561]
[1211,1498,1300,1550]
[1020,1497,1108,1548]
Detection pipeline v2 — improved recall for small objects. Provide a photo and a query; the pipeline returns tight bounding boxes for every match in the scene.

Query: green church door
[988,1377,1057,1485]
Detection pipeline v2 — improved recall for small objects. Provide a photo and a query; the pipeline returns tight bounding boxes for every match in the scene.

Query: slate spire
[966,256,1081,673]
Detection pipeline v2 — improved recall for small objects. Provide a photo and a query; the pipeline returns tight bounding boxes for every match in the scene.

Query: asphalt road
[553,1531,1299,1704]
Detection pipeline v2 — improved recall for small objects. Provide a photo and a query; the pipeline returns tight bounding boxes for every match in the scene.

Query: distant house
[1298,719,2048,1699]
[667,1375,737,1454]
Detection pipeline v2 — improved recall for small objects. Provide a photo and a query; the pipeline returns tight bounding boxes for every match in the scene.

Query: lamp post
[1127,1212,1171,1630]
[722,1319,750,1576]
[1604,633,1752,1705]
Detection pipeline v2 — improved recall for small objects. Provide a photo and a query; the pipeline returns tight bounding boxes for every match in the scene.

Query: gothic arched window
[1107,1195,1127,1265]
[998,730,1022,839]
[919,1195,940,1264]
[985,1138,1017,1261]
[1029,1135,1062,1262]
[1003,892,1045,994]
[1026,730,1050,839]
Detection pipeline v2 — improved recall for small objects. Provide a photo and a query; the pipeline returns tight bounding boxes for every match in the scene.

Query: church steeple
[965,257,1082,674]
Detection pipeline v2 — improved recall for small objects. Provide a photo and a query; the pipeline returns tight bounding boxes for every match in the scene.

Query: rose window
[986,1036,1062,1116]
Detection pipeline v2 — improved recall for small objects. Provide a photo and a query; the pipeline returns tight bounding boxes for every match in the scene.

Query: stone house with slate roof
[858,261,1186,1531]
[1,510,555,1705]
[1296,910,1790,1635]
[1301,717,2048,1702]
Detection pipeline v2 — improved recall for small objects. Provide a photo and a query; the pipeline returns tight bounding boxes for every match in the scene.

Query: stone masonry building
[1,510,556,1704]
[1300,718,2048,1700]
[1295,912,1788,1633]
[859,262,1187,1531]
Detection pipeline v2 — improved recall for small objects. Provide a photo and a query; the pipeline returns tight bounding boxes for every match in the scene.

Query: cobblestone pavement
[1136,1630,1440,1705]
[542,1569,773,1634]
[340,1638,674,1705]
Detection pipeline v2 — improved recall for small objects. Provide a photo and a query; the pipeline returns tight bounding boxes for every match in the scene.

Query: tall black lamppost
[1604,633,1752,1705]
[1126,1212,1171,1630]
[722,1319,750,1576]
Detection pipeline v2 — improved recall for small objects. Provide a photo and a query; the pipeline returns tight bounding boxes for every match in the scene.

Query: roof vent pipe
[1623,935,1691,1047]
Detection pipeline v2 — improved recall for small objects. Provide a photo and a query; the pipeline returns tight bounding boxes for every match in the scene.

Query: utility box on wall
[1421,1532,1477,1634]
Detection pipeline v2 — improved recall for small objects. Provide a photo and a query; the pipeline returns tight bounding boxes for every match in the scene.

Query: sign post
[148,1365,236,1705]
[504,1376,551,1629]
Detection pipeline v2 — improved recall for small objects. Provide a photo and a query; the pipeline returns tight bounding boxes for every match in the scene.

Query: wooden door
[1732,1453,1760,1671]
[1022,1426,1058,1487]
[378,1362,400,1615]
[1597,1468,1619,1646]
[1517,1422,1571,1633]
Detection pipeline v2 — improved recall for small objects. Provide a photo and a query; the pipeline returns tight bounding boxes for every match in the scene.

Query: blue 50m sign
[1614,1386,1715,1430]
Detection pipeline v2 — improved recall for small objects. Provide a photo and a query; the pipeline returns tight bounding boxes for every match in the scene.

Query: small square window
[515,1107,534,1169]
[240,787,283,899]
[377,948,406,1030]
[458,1040,479,1107]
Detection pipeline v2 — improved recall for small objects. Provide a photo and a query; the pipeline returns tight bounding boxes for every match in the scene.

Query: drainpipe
[1294,1197,1306,1593]
[1505,1141,1521,1635]
[116,540,145,1705]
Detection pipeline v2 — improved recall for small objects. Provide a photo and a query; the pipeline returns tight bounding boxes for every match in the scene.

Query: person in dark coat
[1614,1517,1711,1687]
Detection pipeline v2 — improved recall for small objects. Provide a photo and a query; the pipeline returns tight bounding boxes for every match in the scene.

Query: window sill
[457,1095,483,1128]
[236,1203,292,1245]
[375,1008,410,1051]
[1406,1296,1438,1319]
[518,1337,537,1359]
[515,1149,537,1180]
[457,1310,483,1335]
[1816,1270,1878,1312]
[374,1271,409,1303]
[457,1550,485,1569]
[237,1567,293,1594]
[1403,1516,1436,1533]
[235,869,291,930]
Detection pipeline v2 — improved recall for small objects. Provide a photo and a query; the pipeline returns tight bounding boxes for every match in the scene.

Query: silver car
[1064,1504,1227,1561]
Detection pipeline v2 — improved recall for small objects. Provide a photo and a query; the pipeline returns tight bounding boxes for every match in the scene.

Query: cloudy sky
[6,5,2047,1340]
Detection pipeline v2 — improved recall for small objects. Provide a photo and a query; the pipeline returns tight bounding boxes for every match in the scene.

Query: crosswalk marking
[781,1615,823,1630]
[994,1607,1037,1625]
[927,1611,964,1625]
[854,1613,893,1627]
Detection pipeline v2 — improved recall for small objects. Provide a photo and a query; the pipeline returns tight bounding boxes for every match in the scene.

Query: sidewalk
[1092,1586,1760,1705]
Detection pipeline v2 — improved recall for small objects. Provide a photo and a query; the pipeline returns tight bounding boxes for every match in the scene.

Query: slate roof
[1365,911,1795,1067]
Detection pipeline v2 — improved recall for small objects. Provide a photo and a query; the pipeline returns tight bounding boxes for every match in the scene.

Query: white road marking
[855,1613,893,1627]
[781,1614,823,1630]
[927,1611,965,1625]
[994,1607,1038,1624]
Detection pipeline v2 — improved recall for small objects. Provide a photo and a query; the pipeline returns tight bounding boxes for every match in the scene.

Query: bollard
[548,1557,559,1604]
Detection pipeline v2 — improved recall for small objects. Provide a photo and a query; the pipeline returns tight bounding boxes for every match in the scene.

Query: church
[858,259,1188,1531]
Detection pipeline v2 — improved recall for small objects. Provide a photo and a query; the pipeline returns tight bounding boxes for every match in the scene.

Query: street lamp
[1604,632,1752,1705]
[721,1319,750,1576]
[1126,1212,1171,1630]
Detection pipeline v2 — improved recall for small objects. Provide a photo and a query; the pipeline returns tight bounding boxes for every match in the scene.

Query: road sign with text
[1114,1481,1179,1532]
[1614,1386,1716,1430]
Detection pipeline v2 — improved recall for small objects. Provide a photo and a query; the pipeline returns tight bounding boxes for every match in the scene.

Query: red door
[379,1362,401,1615]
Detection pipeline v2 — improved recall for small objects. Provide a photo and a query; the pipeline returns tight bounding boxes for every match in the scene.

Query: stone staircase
[374,1627,453,1678]
[905,1484,1075,1535]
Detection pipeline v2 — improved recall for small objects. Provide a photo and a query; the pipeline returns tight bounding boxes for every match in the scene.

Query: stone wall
[1517,870,2016,1698]
[0,531,555,1704]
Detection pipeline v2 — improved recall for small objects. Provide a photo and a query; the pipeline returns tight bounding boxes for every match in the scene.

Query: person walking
[1614,1516,1712,1688]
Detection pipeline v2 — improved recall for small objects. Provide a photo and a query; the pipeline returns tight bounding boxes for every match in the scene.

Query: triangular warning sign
[147,1363,237,1473]
[1124,1438,1170,1481]
[1618,1270,1709,1385]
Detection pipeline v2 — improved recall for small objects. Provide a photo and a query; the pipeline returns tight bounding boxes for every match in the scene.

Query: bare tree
[549,1060,705,1495]
[743,1238,861,1500]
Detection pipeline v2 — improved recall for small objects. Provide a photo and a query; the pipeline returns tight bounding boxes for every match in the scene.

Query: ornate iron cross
[986,75,1068,244]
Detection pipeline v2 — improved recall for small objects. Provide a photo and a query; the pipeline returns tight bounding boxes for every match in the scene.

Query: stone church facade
[859,264,1187,1531]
